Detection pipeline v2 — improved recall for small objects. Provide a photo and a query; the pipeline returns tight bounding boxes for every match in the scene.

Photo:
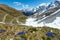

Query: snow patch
[25,18,45,27]
[25,17,60,29]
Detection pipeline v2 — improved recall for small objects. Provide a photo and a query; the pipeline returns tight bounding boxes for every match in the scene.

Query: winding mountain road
[0,13,25,26]
[0,14,8,24]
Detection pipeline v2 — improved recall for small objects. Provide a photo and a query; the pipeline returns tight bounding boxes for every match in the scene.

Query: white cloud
[39,3,50,6]
[20,4,29,10]
[22,5,29,9]
[13,2,29,8]
[13,2,31,10]
[25,5,29,8]
[13,2,22,6]
[21,4,33,11]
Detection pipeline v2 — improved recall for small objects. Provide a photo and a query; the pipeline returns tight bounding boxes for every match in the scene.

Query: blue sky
[0,0,55,10]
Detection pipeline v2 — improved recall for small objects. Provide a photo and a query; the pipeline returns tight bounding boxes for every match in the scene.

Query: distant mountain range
[23,0,60,28]
[22,0,60,16]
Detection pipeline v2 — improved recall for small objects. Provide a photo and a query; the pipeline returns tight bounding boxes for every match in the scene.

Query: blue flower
[0,30,6,33]
[15,31,29,37]
[15,32,25,36]
[46,32,55,37]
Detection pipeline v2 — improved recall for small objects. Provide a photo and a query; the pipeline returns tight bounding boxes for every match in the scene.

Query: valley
[0,0,60,40]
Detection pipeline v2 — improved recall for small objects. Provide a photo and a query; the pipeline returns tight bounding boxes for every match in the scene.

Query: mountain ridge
[22,0,60,17]
[0,4,27,26]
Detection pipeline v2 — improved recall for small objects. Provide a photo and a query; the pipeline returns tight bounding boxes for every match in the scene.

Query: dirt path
[0,14,25,26]
[0,14,8,24]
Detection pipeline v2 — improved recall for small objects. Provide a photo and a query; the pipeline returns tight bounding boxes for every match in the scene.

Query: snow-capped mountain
[22,0,60,17]
[46,2,56,9]
[24,0,60,29]
[34,5,46,13]
[54,0,60,6]
[30,0,60,18]
[22,3,48,16]
[22,5,47,16]
[21,9,34,16]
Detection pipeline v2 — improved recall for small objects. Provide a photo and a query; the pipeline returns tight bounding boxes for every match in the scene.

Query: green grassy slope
[0,24,60,40]
[0,4,27,23]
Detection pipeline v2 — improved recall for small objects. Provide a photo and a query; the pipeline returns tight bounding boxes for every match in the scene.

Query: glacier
[25,9,60,29]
